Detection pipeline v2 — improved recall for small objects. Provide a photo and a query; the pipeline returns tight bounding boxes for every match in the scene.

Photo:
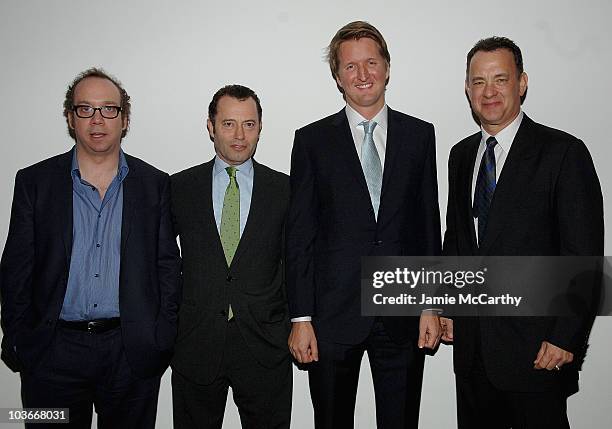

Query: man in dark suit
[170,85,291,429]
[442,37,604,428]
[0,68,182,428]
[286,21,442,429]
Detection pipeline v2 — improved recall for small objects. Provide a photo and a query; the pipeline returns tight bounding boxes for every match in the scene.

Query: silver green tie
[220,166,239,319]
[360,120,382,220]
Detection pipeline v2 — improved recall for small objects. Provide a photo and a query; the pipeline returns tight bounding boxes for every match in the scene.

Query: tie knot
[361,120,377,135]
[225,166,237,178]
[486,136,498,149]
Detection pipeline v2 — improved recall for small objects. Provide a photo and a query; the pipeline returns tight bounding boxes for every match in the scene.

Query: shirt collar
[213,156,254,178]
[71,146,129,181]
[345,103,388,131]
[480,110,524,154]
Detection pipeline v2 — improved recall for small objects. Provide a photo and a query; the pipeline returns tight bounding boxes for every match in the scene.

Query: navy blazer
[0,149,182,378]
[286,107,442,345]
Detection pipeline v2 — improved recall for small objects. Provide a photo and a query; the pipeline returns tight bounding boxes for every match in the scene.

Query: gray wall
[1,0,610,427]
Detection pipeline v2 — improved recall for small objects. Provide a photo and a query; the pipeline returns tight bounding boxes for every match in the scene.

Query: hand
[440,317,454,342]
[418,311,442,349]
[288,321,319,363]
[533,341,573,370]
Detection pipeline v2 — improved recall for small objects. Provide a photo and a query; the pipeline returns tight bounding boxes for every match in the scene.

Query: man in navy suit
[286,21,442,429]
[442,37,603,428]
[0,68,181,428]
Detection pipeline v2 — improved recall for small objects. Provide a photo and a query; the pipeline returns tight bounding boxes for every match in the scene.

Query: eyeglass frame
[72,105,123,119]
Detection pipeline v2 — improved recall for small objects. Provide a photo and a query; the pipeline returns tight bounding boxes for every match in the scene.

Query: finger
[310,338,319,362]
[533,342,547,367]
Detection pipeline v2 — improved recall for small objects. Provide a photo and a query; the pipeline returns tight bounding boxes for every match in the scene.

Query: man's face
[465,49,528,135]
[67,77,126,156]
[335,37,389,117]
[207,96,261,165]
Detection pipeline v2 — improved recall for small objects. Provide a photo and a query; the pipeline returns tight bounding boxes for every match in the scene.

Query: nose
[234,124,245,140]
[483,81,497,98]
[357,64,369,81]
[90,109,105,124]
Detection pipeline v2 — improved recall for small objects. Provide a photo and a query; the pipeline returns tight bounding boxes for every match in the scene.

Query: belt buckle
[87,321,96,333]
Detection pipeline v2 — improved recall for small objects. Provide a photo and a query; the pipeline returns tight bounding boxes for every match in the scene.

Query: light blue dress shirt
[60,148,129,321]
[212,157,254,237]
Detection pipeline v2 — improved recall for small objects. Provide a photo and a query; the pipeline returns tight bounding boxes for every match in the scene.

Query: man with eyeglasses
[0,68,181,429]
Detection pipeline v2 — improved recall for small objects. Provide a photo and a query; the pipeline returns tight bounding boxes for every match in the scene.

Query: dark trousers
[20,325,161,429]
[308,319,425,429]
[456,348,570,429]
[172,320,292,429]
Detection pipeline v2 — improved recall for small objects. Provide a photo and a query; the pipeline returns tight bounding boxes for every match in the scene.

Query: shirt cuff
[291,316,312,322]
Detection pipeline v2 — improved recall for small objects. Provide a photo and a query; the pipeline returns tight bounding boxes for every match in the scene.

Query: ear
[206,118,215,140]
[67,111,75,130]
[464,79,471,100]
[519,72,528,97]
[385,62,390,82]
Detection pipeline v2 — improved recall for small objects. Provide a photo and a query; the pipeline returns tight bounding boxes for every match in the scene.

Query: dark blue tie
[473,137,498,243]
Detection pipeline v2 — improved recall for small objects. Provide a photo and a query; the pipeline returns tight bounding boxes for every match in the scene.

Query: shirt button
[94,273,100,278]
[96,243,101,248]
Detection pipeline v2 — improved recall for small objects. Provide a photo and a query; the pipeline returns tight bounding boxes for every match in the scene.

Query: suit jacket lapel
[480,115,539,253]
[380,108,401,200]
[196,160,228,267]
[231,161,265,266]
[461,134,480,254]
[120,171,137,254]
[331,109,371,198]
[56,150,74,266]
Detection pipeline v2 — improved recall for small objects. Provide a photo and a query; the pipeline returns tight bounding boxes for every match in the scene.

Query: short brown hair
[63,67,131,140]
[326,21,391,95]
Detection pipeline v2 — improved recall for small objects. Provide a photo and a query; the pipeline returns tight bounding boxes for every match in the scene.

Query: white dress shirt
[471,111,524,243]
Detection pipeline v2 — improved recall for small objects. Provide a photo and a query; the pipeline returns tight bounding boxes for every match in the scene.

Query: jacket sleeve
[0,170,35,372]
[547,139,604,355]
[286,130,318,319]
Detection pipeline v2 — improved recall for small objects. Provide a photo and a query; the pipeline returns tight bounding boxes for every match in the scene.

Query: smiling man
[442,37,603,428]
[286,21,442,429]
[0,68,181,429]
[170,85,291,429]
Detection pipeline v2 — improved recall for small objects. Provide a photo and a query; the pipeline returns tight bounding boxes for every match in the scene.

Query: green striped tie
[220,166,239,319]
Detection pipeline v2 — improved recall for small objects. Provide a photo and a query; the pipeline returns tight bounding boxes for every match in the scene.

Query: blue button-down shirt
[59,148,129,321]
[212,157,254,237]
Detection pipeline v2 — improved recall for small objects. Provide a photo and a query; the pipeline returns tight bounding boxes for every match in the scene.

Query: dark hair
[466,36,523,78]
[208,84,262,124]
[63,67,131,140]
[326,21,390,95]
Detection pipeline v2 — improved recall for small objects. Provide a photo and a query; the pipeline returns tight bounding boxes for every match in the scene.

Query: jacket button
[46,320,53,325]
[220,310,227,317]
[373,240,383,246]
[226,275,233,282]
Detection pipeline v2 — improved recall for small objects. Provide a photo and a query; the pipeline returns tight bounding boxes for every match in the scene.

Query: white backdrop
[0,1,610,428]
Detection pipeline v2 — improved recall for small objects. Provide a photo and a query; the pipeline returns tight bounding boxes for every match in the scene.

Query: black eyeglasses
[72,105,122,119]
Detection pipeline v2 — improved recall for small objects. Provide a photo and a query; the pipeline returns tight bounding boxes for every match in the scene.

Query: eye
[346,64,354,71]
[78,105,93,113]
[368,60,377,66]
[103,106,118,112]
[496,78,508,85]
[243,121,257,129]
[222,121,234,128]
[472,80,484,86]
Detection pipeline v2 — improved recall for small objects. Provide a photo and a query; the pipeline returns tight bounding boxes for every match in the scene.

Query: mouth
[355,83,373,89]
[89,132,107,139]
[230,144,247,151]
